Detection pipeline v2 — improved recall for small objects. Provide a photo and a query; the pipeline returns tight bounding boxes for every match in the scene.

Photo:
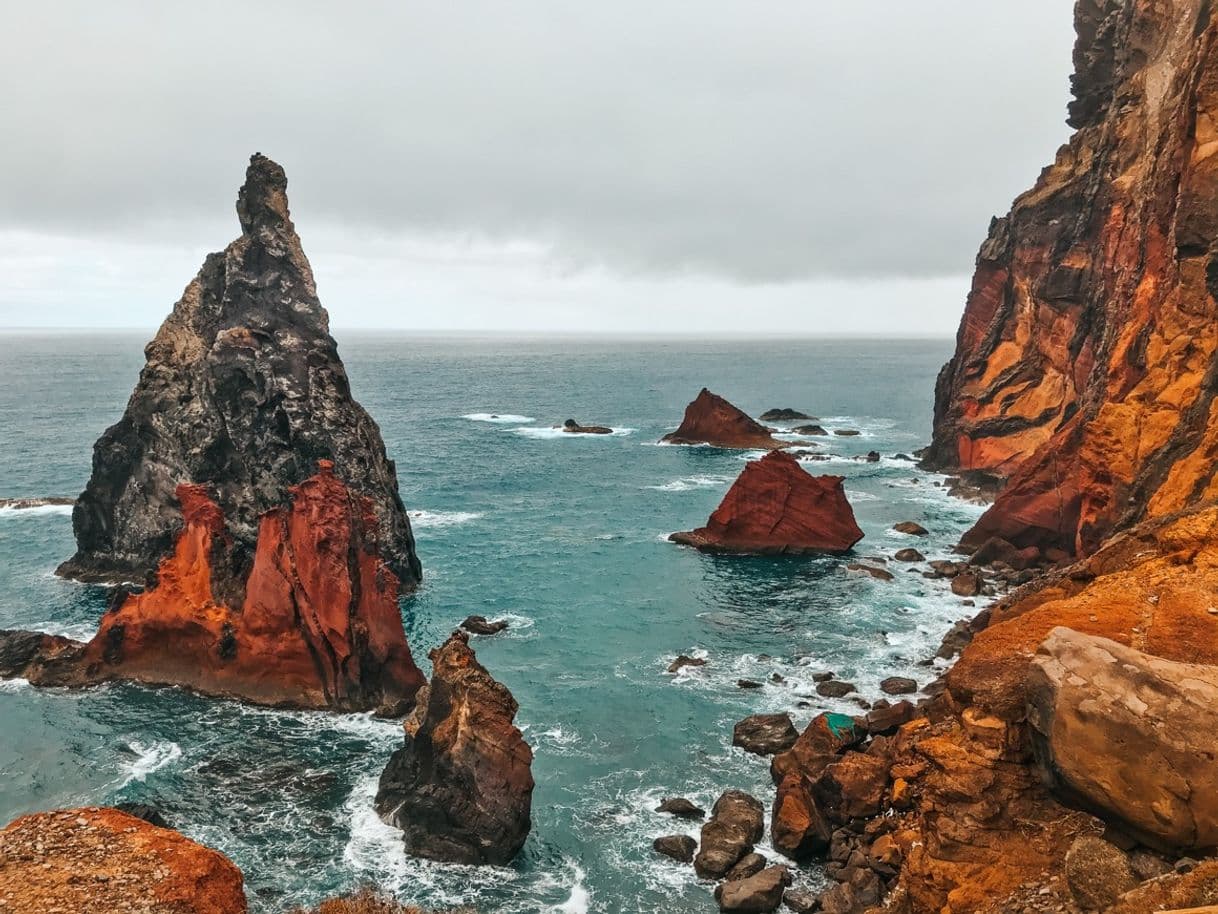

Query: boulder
[667,655,707,673]
[950,572,981,597]
[772,773,831,860]
[893,521,928,536]
[375,632,534,864]
[815,680,856,698]
[864,700,916,734]
[760,409,814,421]
[846,563,893,581]
[669,451,863,555]
[56,154,419,588]
[893,548,924,562]
[0,807,246,914]
[771,712,865,784]
[1064,836,1137,911]
[715,865,789,912]
[653,834,697,863]
[657,797,706,819]
[661,389,786,449]
[969,536,1041,571]
[1027,628,1218,851]
[561,419,613,435]
[694,790,765,879]
[833,429,860,437]
[460,615,509,636]
[879,677,917,695]
[783,889,817,913]
[726,852,768,882]
[733,714,799,756]
[792,424,828,436]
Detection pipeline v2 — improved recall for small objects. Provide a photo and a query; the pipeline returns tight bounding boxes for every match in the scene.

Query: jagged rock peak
[57,154,419,588]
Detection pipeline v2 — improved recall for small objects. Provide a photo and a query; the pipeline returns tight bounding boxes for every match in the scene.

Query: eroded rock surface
[375,631,534,864]
[661,389,786,449]
[669,451,863,555]
[58,153,419,587]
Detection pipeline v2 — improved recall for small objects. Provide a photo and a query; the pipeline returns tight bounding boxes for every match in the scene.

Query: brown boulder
[460,614,509,636]
[1063,836,1137,911]
[561,419,613,435]
[715,865,789,912]
[893,521,928,536]
[893,548,924,562]
[653,834,697,863]
[732,713,799,756]
[375,632,534,864]
[0,807,246,914]
[661,389,786,449]
[1027,628,1218,851]
[669,451,863,555]
[771,773,831,860]
[771,712,865,784]
[694,790,765,879]
[657,797,706,819]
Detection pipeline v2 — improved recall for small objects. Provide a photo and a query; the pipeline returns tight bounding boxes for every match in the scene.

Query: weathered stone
[694,790,765,879]
[715,865,789,913]
[653,834,697,863]
[662,389,786,449]
[1064,836,1138,911]
[733,714,799,756]
[657,797,706,820]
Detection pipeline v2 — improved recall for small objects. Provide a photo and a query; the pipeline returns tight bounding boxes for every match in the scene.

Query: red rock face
[11,461,424,712]
[926,0,1218,558]
[670,450,863,554]
[661,388,786,449]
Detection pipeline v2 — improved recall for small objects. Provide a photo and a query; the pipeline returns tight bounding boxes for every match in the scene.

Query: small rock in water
[834,429,861,437]
[668,655,706,673]
[879,676,918,695]
[737,679,763,690]
[893,548,924,562]
[815,680,856,698]
[460,614,508,636]
[653,834,697,863]
[656,797,706,819]
[732,713,798,756]
[812,671,836,682]
[893,521,929,536]
[847,563,894,581]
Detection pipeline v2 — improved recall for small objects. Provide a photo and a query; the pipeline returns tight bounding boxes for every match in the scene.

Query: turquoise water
[0,334,984,913]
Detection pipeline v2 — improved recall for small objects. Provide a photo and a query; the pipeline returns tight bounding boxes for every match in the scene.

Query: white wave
[551,864,591,914]
[119,740,182,787]
[0,504,73,518]
[462,413,535,423]
[645,474,734,492]
[408,509,484,529]
[33,620,98,641]
[0,678,30,693]
[513,426,634,440]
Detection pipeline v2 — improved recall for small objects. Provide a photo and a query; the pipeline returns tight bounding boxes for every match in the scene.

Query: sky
[0,2,1075,334]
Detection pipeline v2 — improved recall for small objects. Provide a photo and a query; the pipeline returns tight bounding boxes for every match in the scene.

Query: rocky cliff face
[926,0,1218,558]
[1,461,425,712]
[375,631,534,865]
[669,450,863,554]
[58,153,420,588]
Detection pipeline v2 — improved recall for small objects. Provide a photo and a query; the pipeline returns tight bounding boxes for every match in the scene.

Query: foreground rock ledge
[376,631,534,864]
[58,152,420,587]
[0,807,246,914]
[670,450,863,554]
[661,388,788,449]
[0,461,425,713]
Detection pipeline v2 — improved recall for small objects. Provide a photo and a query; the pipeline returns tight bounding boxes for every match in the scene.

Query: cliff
[1,461,425,713]
[58,153,420,588]
[669,450,864,554]
[926,0,1218,559]
[376,631,534,865]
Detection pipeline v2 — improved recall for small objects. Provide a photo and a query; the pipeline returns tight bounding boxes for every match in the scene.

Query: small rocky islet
[10,1,1218,911]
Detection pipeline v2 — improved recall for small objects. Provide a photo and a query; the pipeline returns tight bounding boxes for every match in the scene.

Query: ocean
[0,333,984,913]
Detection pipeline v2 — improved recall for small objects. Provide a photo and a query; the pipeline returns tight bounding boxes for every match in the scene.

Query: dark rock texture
[925,0,1218,560]
[732,713,799,756]
[669,451,863,555]
[57,154,419,588]
[661,389,786,449]
[375,631,534,865]
[694,790,765,879]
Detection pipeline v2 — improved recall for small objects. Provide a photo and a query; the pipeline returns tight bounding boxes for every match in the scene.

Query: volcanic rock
[846,563,893,581]
[771,712,865,784]
[1027,628,1218,851]
[893,521,928,536]
[667,654,706,673]
[56,154,419,588]
[879,677,917,695]
[726,852,768,882]
[732,713,799,756]
[969,536,1040,570]
[832,429,859,437]
[950,572,981,597]
[772,773,832,860]
[760,409,814,422]
[792,424,828,436]
[0,497,74,511]
[715,865,789,912]
[661,389,786,449]
[375,631,534,865]
[0,807,246,914]
[924,0,1218,561]
[561,419,613,435]
[460,615,508,636]
[694,790,765,879]
[657,797,706,819]
[0,462,425,712]
[893,548,923,562]
[669,451,863,555]
[1063,836,1138,911]
[653,834,697,863]
[815,680,855,698]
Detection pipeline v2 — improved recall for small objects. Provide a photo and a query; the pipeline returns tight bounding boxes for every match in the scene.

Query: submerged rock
[661,389,786,449]
[667,655,706,673]
[376,631,534,865]
[57,154,419,588]
[561,419,613,435]
[760,408,814,422]
[0,462,425,712]
[657,797,706,819]
[460,614,509,636]
[0,807,246,914]
[669,451,863,555]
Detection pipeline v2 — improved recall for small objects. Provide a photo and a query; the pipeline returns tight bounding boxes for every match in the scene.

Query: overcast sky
[0,2,1075,334]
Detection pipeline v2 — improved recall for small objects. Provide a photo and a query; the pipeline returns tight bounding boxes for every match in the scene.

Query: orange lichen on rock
[669,450,864,554]
[925,0,1218,559]
[0,807,247,914]
[2,461,424,713]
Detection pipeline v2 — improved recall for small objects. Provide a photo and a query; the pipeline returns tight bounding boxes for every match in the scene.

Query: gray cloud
[3,1,1073,286]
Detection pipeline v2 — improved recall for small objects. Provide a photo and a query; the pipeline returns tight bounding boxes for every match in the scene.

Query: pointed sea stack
[661,388,786,449]
[0,461,425,712]
[57,153,420,588]
[375,631,534,865]
[924,0,1218,559]
[669,450,863,554]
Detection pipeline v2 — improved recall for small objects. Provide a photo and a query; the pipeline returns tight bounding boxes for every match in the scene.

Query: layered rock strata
[669,450,863,554]
[58,153,419,587]
[925,0,1218,560]
[1,462,425,713]
[661,389,787,449]
[375,631,534,864]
